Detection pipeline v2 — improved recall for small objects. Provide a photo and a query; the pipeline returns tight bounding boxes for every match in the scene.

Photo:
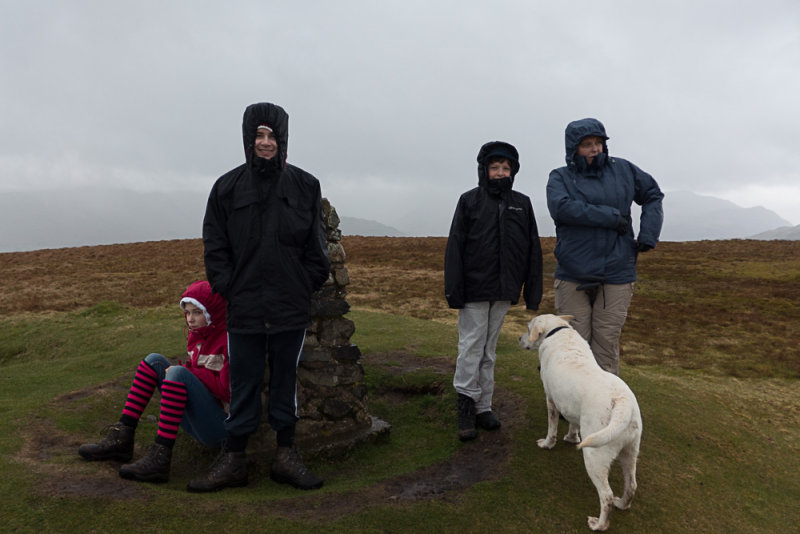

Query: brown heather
[2,236,798,378]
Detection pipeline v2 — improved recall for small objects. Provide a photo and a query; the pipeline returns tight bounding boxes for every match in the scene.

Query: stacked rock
[292,198,389,455]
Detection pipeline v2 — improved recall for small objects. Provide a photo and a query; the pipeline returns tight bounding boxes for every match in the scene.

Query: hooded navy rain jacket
[546,118,664,284]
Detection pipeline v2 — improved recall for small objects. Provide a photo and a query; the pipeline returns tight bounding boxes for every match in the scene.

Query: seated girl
[78,280,229,483]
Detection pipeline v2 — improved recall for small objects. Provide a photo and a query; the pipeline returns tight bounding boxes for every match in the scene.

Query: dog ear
[529,319,546,343]
[559,314,575,325]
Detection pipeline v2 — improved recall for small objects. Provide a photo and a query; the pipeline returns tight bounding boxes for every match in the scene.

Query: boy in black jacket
[444,141,543,441]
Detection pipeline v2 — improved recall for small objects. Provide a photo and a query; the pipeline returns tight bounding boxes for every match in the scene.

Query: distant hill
[654,191,793,241]
[0,188,208,252]
[0,187,796,253]
[339,216,405,237]
[750,225,800,240]
[387,189,795,241]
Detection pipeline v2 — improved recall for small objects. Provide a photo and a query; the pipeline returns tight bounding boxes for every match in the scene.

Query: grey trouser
[554,279,634,375]
[453,301,511,413]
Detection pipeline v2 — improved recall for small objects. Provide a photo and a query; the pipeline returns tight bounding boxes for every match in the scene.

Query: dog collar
[545,326,569,339]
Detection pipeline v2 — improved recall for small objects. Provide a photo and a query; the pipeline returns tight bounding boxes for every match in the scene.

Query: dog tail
[577,395,634,450]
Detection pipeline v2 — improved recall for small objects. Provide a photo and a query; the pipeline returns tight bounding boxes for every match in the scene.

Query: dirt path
[18,351,525,520]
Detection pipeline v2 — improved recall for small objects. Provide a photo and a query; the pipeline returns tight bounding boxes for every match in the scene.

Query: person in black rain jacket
[445,141,542,441]
[191,102,330,493]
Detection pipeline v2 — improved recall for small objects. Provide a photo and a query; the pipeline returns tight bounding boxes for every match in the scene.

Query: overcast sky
[2,0,799,229]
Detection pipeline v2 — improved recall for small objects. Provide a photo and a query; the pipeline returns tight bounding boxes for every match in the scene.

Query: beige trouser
[553,279,634,375]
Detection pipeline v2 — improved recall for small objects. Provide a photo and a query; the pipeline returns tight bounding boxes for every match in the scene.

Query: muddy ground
[19,351,525,520]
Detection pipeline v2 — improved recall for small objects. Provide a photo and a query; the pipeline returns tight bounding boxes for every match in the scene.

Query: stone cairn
[258,198,390,456]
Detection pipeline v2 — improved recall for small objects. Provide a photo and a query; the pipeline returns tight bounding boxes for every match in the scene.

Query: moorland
[1,237,798,533]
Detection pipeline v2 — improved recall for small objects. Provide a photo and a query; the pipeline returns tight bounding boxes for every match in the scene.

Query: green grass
[1,306,798,533]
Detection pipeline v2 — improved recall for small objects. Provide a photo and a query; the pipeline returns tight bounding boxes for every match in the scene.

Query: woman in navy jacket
[547,118,663,375]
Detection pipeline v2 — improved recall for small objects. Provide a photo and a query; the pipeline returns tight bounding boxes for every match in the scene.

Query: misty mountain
[384,190,793,242]
[749,225,800,240]
[0,188,208,252]
[339,217,405,237]
[654,190,792,241]
[0,188,796,253]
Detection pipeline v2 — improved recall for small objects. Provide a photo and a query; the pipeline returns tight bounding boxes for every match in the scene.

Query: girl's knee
[165,365,192,383]
[144,353,169,366]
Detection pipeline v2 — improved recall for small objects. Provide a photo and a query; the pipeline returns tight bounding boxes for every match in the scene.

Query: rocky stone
[319,317,356,346]
[250,198,389,457]
[327,242,346,263]
[311,298,350,318]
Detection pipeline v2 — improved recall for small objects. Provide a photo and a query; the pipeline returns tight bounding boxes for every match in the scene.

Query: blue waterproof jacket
[546,118,664,284]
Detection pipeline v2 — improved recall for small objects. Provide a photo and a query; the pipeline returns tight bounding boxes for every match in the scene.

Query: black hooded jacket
[444,141,543,310]
[203,103,330,334]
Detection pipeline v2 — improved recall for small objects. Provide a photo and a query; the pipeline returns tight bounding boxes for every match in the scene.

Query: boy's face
[488,159,512,180]
[254,128,278,160]
[184,302,208,330]
[577,136,604,165]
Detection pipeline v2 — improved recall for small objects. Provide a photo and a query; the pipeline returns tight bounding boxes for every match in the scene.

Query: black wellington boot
[78,422,135,462]
[119,442,172,483]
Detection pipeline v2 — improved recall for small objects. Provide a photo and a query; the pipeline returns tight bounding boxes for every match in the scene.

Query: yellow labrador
[519,314,642,532]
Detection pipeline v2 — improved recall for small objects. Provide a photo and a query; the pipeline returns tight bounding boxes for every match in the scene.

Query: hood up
[564,118,609,169]
[477,141,520,187]
[242,102,289,169]
[180,280,226,334]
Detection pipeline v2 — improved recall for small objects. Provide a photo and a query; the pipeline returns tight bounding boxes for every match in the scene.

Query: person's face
[183,302,208,331]
[577,136,604,165]
[488,159,512,180]
[254,128,278,160]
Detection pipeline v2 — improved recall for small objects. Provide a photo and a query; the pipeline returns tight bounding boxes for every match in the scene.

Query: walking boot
[78,422,135,462]
[476,410,501,430]
[119,442,172,483]
[457,393,477,441]
[186,450,248,493]
[270,446,323,490]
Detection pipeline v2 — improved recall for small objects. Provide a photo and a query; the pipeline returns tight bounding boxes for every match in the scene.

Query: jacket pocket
[228,188,261,252]
[278,195,313,247]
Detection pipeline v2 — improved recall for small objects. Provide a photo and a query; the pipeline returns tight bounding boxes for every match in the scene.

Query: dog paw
[587,516,609,531]
[563,432,581,443]
[537,437,557,449]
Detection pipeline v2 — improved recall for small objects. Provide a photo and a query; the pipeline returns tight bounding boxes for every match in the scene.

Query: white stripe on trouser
[292,332,305,418]
[453,301,511,413]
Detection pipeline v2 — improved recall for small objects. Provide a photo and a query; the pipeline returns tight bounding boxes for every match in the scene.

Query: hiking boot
[270,446,323,490]
[476,410,501,430]
[186,450,248,493]
[457,393,477,441]
[119,442,172,483]
[78,422,135,462]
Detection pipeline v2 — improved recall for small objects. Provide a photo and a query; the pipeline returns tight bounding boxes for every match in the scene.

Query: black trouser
[225,329,305,447]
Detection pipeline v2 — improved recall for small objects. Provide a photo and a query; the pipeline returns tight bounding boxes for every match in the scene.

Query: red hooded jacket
[180,280,230,407]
